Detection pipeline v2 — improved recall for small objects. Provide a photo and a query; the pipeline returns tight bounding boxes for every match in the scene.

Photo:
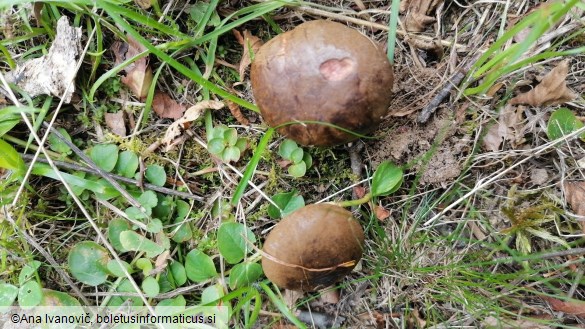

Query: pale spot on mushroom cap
[319,57,355,81]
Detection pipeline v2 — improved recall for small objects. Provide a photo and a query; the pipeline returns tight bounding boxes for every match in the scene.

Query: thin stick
[293,5,467,50]
[20,153,204,201]
[417,53,481,123]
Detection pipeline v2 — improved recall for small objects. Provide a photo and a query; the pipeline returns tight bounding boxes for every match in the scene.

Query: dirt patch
[367,108,472,185]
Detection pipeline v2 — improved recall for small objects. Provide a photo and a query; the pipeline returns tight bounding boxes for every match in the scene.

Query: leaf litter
[152,92,186,119]
[162,100,224,150]
[510,61,578,107]
[112,35,153,100]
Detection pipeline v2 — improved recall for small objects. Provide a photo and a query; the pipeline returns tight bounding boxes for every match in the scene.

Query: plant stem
[335,193,371,208]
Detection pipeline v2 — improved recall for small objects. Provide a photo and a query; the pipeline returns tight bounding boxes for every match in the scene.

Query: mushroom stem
[334,192,372,208]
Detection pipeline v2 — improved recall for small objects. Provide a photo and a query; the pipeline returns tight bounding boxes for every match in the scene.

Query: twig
[417,53,481,123]
[43,123,150,214]
[20,153,204,202]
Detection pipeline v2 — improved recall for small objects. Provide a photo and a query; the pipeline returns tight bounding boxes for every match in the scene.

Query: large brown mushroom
[251,20,394,146]
[262,203,364,291]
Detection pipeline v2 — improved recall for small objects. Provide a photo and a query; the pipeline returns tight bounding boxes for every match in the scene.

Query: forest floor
[1,0,585,328]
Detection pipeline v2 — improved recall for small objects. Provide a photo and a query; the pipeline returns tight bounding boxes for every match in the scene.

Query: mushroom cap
[262,203,364,291]
[251,20,394,146]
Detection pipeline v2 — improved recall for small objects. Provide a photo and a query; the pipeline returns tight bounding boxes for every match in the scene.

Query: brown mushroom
[262,203,364,291]
[251,20,394,146]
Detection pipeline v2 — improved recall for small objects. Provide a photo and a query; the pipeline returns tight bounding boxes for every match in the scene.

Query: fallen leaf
[543,296,585,317]
[400,0,442,32]
[373,204,391,221]
[162,100,224,150]
[104,111,126,136]
[152,250,170,275]
[483,104,526,151]
[5,16,81,103]
[353,185,366,199]
[234,29,263,81]
[510,61,577,107]
[152,92,186,119]
[113,36,153,100]
[563,181,585,234]
[226,100,250,125]
[134,0,152,10]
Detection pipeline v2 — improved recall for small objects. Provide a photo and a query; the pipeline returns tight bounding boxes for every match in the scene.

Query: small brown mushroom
[251,20,394,146]
[262,203,364,291]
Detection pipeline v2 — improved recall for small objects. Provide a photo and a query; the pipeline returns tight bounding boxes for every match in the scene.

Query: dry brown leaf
[353,185,366,199]
[113,36,153,100]
[134,0,152,10]
[226,100,249,125]
[152,250,170,275]
[152,92,186,119]
[104,111,126,136]
[563,181,585,234]
[543,296,585,317]
[400,0,442,32]
[234,29,263,81]
[510,61,577,106]
[162,100,224,150]
[483,104,526,151]
[373,204,391,221]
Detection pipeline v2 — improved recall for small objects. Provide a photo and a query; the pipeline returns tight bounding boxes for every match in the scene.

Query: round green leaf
[229,262,263,290]
[224,128,238,145]
[107,259,133,278]
[267,191,305,219]
[107,279,143,307]
[0,283,18,311]
[48,128,72,155]
[222,146,240,163]
[170,261,187,286]
[18,281,42,309]
[115,150,139,178]
[68,241,110,286]
[217,222,256,264]
[547,108,585,141]
[208,138,226,155]
[145,164,166,186]
[288,162,306,178]
[371,161,403,197]
[290,147,304,164]
[120,231,165,258]
[90,144,119,172]
[138,190,158,209]
[235,138,247,152]
[18,260,41,286]
[303,152,312,169]
[39,289,81,307]
[146,218,163,234]
[142,276,160,298]
[108,218,130,252]
[185,249,217,282]
[201,284,224,305]
[171,216,193,243]
[278,139,298,159]
[136,258,153,276]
